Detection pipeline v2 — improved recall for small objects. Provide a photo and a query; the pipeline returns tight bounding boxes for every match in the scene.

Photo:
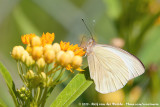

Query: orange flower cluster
[21,33,36,44]
[60,41,85,56]
[60,41,85,72]
[21,32,55,46]
[11,32,86,106]
[41,32,55,46]
[20,33,85,72]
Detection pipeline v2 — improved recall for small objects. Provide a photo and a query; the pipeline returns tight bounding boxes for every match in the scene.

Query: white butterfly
[85,38,145,94]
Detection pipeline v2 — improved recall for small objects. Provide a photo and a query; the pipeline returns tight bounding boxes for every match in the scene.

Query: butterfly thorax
[86,38,96,55]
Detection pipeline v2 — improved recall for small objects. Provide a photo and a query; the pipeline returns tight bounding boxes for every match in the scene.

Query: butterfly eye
[88,41,92,45]
[87,39,92,44]
[87,39,95,47]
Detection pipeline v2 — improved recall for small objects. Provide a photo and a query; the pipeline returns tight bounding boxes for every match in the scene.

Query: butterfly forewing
[96,44,145,80]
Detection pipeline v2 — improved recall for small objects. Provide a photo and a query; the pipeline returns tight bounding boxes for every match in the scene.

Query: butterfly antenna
[80,35,87,47]
[82,18,93,39]
[80,36,84,46]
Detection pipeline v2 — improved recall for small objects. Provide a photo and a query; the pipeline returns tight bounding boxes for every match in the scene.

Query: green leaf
[0,62,18,107]
[103,0,121,19]
[50,67,93,107]
[0,97,7,107]
[13,6,40,35]
[134,11,160,53]
[138,26,160,66]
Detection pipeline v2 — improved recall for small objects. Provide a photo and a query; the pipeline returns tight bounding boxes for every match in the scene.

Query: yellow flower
[41,32,55,46]
[60,41,85,72]
[31,36,42,47]
[66,65,74,73]
[56,51,65,63]
[65,65,84,73]
[52,43,61,54]
[60,41,85,56]
[32,46,43,60]
[43,44,53,54]
[36,58,46,69]
[60,41,70,51]
[98,89,125,103]
[59,52,72,67]
[155,16,160,25]
[26,70,34,80]
[15,33,85,74]
[72,56,82,69]
[21,34,36,44]
[44,50,55,64]
[129,86,142,103]
[12,46,25,60]
[25,56,35,67]
[26,45,32,55]
[21,50,29,63]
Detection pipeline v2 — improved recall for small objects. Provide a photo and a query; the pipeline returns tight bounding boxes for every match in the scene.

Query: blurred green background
[0,0,160,107]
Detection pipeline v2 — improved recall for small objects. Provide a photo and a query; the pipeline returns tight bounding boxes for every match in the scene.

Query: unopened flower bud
[31,36,41,47]
[129,86,142,103]
[20,86,26,92]
[72,56,82,69]
[56,51,65,63]
[36,58,46,69]
[44,50,55,64]
[66,50,74,59]
[12,46,24,60]
[26,91,31,96]
[149,63,158,72]
[21,51,29,63]
[47,77,53,86]
[43,44,53,54]
[32,46,43,60]
[26,45,32,54]
[52,43,61,54]
[24,97,28,101]
[17,89,20,93]
[26,70,34,79]
[20,94,25,98]
[40,72,46,81]
[98,89,125,103]
[60,52,72,67]
[26,56,35,67]
[111,38,125,48]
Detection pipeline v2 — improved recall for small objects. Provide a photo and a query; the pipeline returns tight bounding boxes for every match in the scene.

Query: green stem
[29,85,33,102]
[25,66,28,73]
[46,66,58,75]
[45,69,64,99]
[49,66,61,78]
[35,64,39,74]
[40,87,48,107]
[52,68,65,85]
[46,85,56,98]
[36,87,41,103]
[19,62,24,74]
[20,62,28,83]
[17,61,27,85]
[34,88,37,102]
[37,87,43,105]
[45,64,49,73]
[39,65,50,107]
[54,72,72,85]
